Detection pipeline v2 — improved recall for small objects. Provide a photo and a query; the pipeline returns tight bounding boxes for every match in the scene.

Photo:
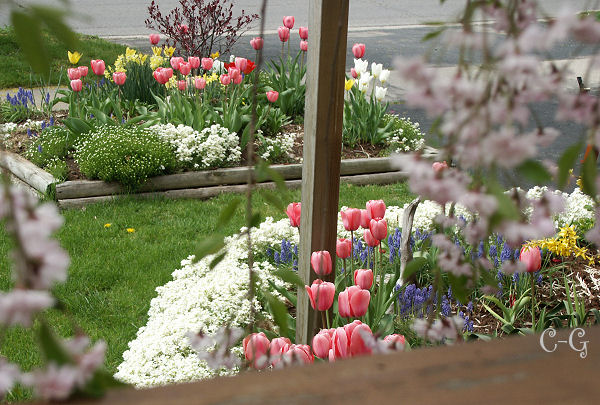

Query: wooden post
[296,0,350,344]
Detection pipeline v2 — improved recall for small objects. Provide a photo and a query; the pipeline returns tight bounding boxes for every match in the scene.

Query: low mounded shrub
[75,125,177,189]
[25,126,72,180]
[384,114,425,153]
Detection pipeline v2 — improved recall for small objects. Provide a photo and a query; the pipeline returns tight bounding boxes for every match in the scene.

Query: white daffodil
[354,58,368,76]
[375,86,387,101]
[371,62,383,78]
[379,69,390,83]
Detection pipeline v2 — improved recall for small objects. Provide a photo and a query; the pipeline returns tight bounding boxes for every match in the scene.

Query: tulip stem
[350,231,354,287]
[325,310,331,329]
[342,258,347,287]
[321,311,327,330]
[531,274,536,330]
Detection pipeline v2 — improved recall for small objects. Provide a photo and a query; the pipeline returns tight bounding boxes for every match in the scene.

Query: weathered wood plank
[55,158,395,200]
[0,151,56,194]
[297,0,350,345]
[58,327,600,405]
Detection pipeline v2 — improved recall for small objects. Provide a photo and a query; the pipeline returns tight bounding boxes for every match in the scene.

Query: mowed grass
[0,26,127,89]
[0,182,413,401]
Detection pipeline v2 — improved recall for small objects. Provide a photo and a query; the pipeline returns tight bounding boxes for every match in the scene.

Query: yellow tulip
[151,46,162,56]
[68,51,82,64]
[345,79,355,91]
[125,47,137,59]
[164,46,176,57]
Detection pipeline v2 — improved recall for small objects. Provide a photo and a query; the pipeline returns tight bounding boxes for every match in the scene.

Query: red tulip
[341,208,361,231]
[250,37,264,50]
[201,57,213,70]
[243,332,270,369]
[266,90,279,103]
[432,161,449,173]
[336,238,352,259]
[113,72,126,86]
[383,334,406,350]
[149,34,160,45]
[179,24,189,34]
[283,344,313,364]
[283,15,295,29]
[310,251,332,276]
[194,77,206,90]
[179,62,191,76]
[78,66,88,78]
[331,327,349,359]
[338,286,370,318]
[285,202,301,227]
[278,26,290,42]
[188,56,200,69]
[360,209,371,229]
[170,56,184,71]
[366,199,386,220]
[312,331,332,359]
[234,57,248,73]
[349,323,373,356]
[67,68,80,80]
[350,68,358,79]
[354,269,373,289]
[299,26,308,40]
[520,246,541,272]
[369,218,388,241]
[363,229,379,247]
[300,40,308,52]
[90,59,105,76]
[70,79,82,92]
[177,80,187,91]
[220,74,231,86]
[352,43,366,58]
[242,60,256,75]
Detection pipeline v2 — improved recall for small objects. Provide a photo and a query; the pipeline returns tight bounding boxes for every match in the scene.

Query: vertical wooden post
[296,0,349,344]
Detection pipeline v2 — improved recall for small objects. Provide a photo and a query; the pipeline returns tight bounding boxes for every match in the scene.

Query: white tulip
[375,86,387,101]
[358,72,373,92]
[379,69,390,83]
[354,58,368,76]
[371,62,383,78]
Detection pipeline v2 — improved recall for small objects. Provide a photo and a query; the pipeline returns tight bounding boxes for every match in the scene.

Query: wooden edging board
[0,151,57,194]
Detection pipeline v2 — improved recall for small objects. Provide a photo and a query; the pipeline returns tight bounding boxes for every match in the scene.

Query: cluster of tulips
[243,199,405,369]
[66,56,124,93]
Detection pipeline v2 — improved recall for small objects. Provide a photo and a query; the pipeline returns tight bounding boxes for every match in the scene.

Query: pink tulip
[360,209,371,229]
[310,251,332,276]
[328,348,336,362]
[338,286,370,318]
[179,24,189,34]
[369,218,388,241]
[177,80,187,91]
[266,90,279,103]
[250,37,264,50]
[520,246,541,272]
[188,56,200,69]
[220,74,231,86]
[300,40,308,52]
[234,57,248,73]
[283,15,295,29]
[70,79,82,92]
[233,74,242,85]
[341,208,361,231]
[350,68,358,79]
[285,202,301,227]
[153,68,169,84]
[352,43,366,58]
[179,62,191,76]
[170,56,184,71]
[227,67,240,81]
[336,238,352,259]
[298,26,308,40]
[278,26,290,42]
[67,68,80,80]
[90,59,105,76]
[194,77,206,90]
[343,320,363,342]
[432,161,449,173]
[113,72,126,86]
[283,344,313,364]
[383,334,406,350]
[312,331,332,359]
[149,33,160,45]
[331,327,349,359]
[269,337,291,367]
[243,332,270,369]
[164,68,173,79]
[363,229,379,247]
[366,199,386,220]
[354,269,373,290]
[349,323,373,356]
[78,66,88,78]
[201,57,213,70]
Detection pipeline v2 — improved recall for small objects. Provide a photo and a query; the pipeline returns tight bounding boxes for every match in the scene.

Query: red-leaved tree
[146,0,259,57]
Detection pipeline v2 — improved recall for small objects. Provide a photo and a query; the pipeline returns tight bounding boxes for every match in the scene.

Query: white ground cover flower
[257,131,296,161]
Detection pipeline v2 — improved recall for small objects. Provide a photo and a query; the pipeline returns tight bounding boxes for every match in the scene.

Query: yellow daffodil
[345,78,355,91]
[139,54,148,64]
[125,47,137,59]
[126,228,135,233]
[152,46,162,56]
[164,46,176,57]
[150,55,164,70]
[68,51,82,64]
[104,223,112,228]
[210,51,220,59]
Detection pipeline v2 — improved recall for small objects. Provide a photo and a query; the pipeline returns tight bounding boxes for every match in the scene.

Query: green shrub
[384,114,425,153]
[75,125,177,189]
[25,126,72,167]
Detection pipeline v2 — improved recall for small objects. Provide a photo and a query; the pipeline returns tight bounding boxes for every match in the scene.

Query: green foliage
[24,126,73,180]
[75,125,177,189]
[135,90,211,132]
[107,55,165,106]
[266,53,306,118]
[343,85,393,146]
[256,104,291,137]
[383,114,426,153]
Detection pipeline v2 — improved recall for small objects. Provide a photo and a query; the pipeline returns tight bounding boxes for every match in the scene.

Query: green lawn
[0,26,127,89]
[0,182,413,401]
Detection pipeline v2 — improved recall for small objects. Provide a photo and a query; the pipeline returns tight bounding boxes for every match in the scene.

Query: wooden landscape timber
[0,151,57,195]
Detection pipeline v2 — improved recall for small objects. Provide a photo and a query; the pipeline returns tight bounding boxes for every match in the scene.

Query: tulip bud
[300,40,308,52]
[369,218,388,241]
[360,209,371,229]
[164,68,173,79]
[519,246,541,272]
[338,286,370,318]
[283,15,295,29]
[354,269,373,290]
[383,334,406,351]
[243,332,270,369]
[250,37,264,50]
[78,66,88,78]
[312,331,331,359]
[299,26,308,40]
[366,199,386,220]
[341,208,362,231]
[305,279,335,311]
[188,56,200,69]
[67,68,80,80]
[179,62,191,76]
[227,67,240,81]
[113,72,127,86]
[70,79,83,92]
[90,59,105,76]
[352,43,366,58]
[201,57,213,71]
[269,337,291,367]
[351,68,358,79]
[278,26,290,42]
[336,238,352,259]
[332,327,349,359]
[194,77,206,90]
[310,251,332,276]
[149,33,160,45]
[286,202,301,227]
[283,344,313,365]
[266,90,279,103]
[233,74,242,85]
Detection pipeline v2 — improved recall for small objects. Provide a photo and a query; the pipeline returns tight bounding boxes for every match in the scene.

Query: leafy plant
[1,88,44,123]
[25,126,73,170]
[266,53,306,118]
[481,292,531,335]
[343,83,393,146]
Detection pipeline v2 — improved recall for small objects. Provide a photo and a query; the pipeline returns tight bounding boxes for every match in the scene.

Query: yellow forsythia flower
[126,228,135,233]
[152,46,162,56]
[68,51,82,64]
[164,46,176,57]
[345,78,355,91]
[210,51,220,59]
[104,223,112,228]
